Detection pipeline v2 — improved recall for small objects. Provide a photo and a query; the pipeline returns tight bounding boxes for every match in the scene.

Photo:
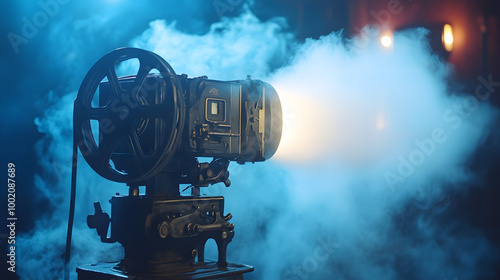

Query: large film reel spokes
[74,48,185,183]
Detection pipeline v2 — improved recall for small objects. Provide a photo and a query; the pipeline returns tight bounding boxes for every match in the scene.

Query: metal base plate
[77,260,254,280]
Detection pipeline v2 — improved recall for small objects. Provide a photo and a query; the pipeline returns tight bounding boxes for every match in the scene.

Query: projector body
[98,74,281,170]
[72,48,282,279]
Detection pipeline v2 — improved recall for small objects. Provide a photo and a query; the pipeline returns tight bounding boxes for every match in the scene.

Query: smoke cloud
[19,8,499,280]
[131,11,291,80]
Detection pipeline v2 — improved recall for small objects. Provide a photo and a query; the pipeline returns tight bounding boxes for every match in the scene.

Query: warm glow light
[271,85,394,165]
[380,35,392,48]
[442,24,454,52]
[272,89,331,162]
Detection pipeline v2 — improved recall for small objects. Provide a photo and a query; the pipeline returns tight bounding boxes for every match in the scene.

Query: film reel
[74,48,185,183]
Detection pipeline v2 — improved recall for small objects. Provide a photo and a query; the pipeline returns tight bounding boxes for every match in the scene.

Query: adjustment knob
[158,221,169,238]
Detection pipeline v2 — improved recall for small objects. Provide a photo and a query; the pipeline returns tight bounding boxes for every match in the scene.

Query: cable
[64,134,78,280]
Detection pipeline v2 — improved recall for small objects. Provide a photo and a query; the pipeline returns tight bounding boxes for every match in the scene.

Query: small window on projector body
[206,98,226,122]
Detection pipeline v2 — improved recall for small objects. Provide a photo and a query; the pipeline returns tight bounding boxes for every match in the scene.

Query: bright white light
[273,89,330,162]
[380,35,392,48]
[442,24,454,52]
[444,33,453,44]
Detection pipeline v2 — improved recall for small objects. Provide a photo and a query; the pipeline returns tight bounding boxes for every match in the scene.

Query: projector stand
[77,174,253,279]
[77,261,253,280]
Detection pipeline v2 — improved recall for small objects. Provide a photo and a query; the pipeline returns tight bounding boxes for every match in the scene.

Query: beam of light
[442,24,454,52]
[271,72,399,167]
[272,88,333,162]
[269,26,496,171]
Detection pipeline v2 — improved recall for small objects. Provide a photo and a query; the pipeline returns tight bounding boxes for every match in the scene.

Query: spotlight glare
[442,24,454,52]
[380,35,392,48]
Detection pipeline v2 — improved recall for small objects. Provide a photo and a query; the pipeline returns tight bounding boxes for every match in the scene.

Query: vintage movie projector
[66,48,282,279]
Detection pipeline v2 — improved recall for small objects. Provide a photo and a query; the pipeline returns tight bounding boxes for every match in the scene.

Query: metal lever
[87,202,114,243]
[205,158,231,187]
